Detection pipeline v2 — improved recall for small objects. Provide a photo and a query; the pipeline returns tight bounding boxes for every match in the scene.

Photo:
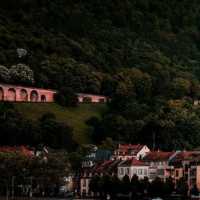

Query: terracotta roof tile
[116,144,146,156]
[119,158,148,167]
[143,151,174,161]
[171,151,200,162]
[0,146,34,157]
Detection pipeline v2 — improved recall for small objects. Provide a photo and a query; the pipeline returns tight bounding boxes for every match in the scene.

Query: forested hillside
[1,0,200,150]
[0,0,200,90]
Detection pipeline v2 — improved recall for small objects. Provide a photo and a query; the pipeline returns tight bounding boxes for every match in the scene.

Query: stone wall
[77,93,107,103]
[0,83,56,103]
[0,83,107,103]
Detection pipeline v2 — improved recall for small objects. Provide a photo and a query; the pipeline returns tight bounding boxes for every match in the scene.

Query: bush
[9,63,34,85]
[55,87,78,107]
[0,65,10,82]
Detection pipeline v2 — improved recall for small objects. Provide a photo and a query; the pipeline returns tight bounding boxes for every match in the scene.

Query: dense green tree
[170,78,191,99]
[9,64,34,85]
[190,184,199,196]
[121,175,131,194]
[130,174,140,197]
[149,177,165,197]
[89,175,101,195]
[1,0,200,153]
[0,65,10,82]
[0,104,76,151]
[55,87,78,107]
[164,177,175,196]
[176,177,189,199]
[39,113,75,150]
[140,177,150,196]
[0,151,70,197]
[110,175,121,198]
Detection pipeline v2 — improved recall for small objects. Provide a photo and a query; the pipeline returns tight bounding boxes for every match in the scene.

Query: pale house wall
[196,166,200,190]
[136,145,150,159]
[80,177,90,196]
[118,166,149,180]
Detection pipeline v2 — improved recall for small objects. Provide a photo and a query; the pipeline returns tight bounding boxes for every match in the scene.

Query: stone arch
[0,87,4,101]
[30,90,39,102]
[20,89,28,101]
[41,95,46,102]
[7,88,16,101]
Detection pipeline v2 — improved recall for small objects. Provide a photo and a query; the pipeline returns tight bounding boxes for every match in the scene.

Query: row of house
[79,144,200,197]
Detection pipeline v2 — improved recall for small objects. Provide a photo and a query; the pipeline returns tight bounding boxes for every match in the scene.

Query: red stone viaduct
[0,83,107,103]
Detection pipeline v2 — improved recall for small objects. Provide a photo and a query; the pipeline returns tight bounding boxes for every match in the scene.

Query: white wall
[80,178,90,196]
[136,145,150,159]
[118,166,149,180]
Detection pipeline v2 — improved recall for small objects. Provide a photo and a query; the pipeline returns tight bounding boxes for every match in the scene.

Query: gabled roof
[119,158,149,167]
[143,151,175,162]
[0,146,34,157]
[91,159,123,174]
[118,144,145,151]
[115,144,147,156]
[170,151,200,163]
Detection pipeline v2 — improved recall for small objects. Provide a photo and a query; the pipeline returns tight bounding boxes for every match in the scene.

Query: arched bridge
[0,83,56,102]
[0,83,107,103]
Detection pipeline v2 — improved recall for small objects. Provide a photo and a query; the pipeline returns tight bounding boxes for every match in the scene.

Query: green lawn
[14,103,107,144]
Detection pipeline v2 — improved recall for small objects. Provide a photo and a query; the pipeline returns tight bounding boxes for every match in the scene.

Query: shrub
[55,87,78,107]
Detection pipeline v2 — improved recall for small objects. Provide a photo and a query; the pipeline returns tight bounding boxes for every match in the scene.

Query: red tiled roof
[0,146,34,157]
[143,151,174,161]
[91,160,122,174]
[115,144,146,156]
[94,160,113,173]
[119,158,148,167]
[172,151,200,162]
[119,144,144,150]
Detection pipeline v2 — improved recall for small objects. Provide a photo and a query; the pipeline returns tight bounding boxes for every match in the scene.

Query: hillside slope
[1,1,200,150]
[14,103,107,144]
[0,0,200,91]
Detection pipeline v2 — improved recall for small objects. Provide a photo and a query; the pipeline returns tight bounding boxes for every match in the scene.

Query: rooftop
[119,158,148,167]
[143,151,175,162]
[170,151,200,163]
[0,146,34,157]
[115,144,148,156]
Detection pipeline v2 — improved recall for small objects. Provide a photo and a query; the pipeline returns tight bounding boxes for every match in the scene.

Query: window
[176,170,179,177]
[138,169,143,175]
[83,179,86,187]
[126,168,130,175]
[144,169,147,176]
[157,169,164,176]
[120,168,124,175]
[133,168,137,175]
